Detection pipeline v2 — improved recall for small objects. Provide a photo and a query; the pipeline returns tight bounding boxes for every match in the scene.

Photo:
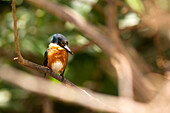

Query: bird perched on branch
[43,34,73,80]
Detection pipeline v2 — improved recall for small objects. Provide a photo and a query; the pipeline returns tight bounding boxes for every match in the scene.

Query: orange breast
[47,43,68,74]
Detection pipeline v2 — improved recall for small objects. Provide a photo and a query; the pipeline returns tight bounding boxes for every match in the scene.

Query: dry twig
[11,0,115,112]
[12,0,76,87]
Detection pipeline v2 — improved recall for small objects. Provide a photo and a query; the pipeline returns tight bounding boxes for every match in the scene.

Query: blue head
[51,34,73,54]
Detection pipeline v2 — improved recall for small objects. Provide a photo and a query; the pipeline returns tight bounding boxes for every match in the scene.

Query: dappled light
[0,0,170,113]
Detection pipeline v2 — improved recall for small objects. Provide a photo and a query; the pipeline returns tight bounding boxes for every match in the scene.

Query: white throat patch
[49,43,64,50]
[49,43,59,48]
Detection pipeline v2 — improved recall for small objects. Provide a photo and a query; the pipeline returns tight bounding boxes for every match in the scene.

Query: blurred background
[0,0,170,113]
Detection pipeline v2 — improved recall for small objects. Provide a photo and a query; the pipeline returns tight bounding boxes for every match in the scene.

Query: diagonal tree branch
[25,0,155,101]
[12,0,76,87]
[0,66,148,113]
[11,1,114,111]
[13,57,76,87]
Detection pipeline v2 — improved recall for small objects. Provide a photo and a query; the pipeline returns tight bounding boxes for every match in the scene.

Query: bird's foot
[44,68,53,78]
[49,68,53,75]
[44,67,49,78]
[60,73,64,81]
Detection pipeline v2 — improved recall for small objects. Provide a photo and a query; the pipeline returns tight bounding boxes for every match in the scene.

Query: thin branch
[43,98,54,113]
[12,0,23,62]
[13,57,76,87]
[106,0,134,99]
[107,0,155,101]
[12,0,77,88]
[71,41,94,53]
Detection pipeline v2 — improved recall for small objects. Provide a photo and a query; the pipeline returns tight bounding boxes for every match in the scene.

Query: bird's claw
[60,73,64,81]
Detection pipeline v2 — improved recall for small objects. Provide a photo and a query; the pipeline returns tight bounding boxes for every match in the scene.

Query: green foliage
[0,1,118,112]
[125,0,144,13]
[69,53,97,85]
[1,0,170,112]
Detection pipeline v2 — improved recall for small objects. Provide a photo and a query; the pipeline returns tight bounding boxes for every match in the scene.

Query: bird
[43,34,73,81]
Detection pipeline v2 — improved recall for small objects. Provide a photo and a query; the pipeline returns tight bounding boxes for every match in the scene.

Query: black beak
[64,45,73,54]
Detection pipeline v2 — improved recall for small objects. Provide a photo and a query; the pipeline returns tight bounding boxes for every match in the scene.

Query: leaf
[125,0,144,13]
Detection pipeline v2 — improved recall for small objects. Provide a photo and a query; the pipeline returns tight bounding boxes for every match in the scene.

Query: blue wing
[43,48,49,66]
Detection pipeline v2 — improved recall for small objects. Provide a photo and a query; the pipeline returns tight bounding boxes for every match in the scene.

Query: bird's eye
[65,41,68,45]
[58,38,62,41]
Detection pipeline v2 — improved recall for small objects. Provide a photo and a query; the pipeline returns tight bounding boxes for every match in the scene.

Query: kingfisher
[43,34,73,80]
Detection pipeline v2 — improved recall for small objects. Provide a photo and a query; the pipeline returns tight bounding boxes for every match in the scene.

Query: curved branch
[12,0,23,62]
[12,0,78,90]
